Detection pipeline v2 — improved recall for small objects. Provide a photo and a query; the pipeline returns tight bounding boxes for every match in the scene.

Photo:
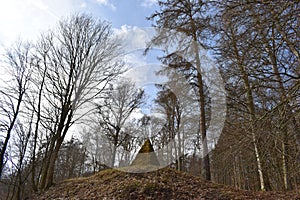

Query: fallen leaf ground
[34,167,299,200]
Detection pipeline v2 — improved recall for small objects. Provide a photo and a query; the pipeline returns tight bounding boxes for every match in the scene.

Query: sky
[0,0,159,46]
[0,0,167,115]
[0,0,226,154]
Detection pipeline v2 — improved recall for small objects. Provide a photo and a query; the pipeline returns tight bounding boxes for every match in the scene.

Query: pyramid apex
[131,138,160,166]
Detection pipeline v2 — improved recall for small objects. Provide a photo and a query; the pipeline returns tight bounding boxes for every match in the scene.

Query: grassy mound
[34,168,299,199]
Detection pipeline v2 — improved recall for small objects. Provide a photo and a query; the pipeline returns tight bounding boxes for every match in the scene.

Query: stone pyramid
[131,138,160,166]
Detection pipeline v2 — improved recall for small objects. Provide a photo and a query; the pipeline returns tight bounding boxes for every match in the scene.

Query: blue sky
[0,0,226,149]
[0,0,166,117]
[0,0,158,46]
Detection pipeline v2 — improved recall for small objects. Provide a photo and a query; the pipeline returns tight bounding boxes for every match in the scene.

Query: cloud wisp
[96,0,116,11]
[140,0,157,8]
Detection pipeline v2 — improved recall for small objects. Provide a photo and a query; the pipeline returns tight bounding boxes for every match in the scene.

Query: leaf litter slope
[35,168,299,200]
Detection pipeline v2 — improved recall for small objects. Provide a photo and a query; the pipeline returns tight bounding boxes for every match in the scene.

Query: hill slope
[35,168,299,200]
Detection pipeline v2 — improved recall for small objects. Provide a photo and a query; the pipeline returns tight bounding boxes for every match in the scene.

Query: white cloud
[28,0,59,19]
[129,108,144,120]
[28,0,49,11]
[140,0,157,8]
[113,26,167,115]
[114,25,155,52]
[95,0,116,11]
[80,2,87,8]
[114,25,166,89]
[0,0,81,47]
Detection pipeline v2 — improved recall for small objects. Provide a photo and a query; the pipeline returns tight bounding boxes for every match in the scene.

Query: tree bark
[239,62,265,191]
[194,40,211,181]
[31,57,47,191]
[0,93,23,177]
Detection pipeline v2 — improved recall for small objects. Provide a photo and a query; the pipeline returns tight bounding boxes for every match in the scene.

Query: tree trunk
[0,131,11,178]
[111,129,120,168]
[177,123,182,171]
[194,42,211,181]
[227,25,266,190]
[41,106,73,189]
[31,60,47,191]
[265,28,294,189]
[44,137,64,189]
[0,97,23,178]
[240,64,265,191]
[111,144,117,168]
[39,136,56,190]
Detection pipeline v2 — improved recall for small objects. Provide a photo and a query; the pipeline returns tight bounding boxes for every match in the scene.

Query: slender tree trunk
[265,27,295,189]
[111,129,120,168]
[111,144,117,168]
[282,138,288,190]
[0,96,23,178]
[227,26,266,190]
[39,136,56,189]
[194,42,211,181]
[187,10,211,179]
[177,123,182,171]
[44,109,73,189]
[31,60,47,192]
[16,169,22,200]
[240,64,265,191]
[171,109,179,170]
[45,137,64,189]
[0,132,11,178]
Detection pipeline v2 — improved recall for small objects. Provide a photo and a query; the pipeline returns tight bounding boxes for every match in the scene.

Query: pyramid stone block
[131,139,160,166]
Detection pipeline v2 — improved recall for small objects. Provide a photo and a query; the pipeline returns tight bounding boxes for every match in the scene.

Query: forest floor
[34,167,299,200]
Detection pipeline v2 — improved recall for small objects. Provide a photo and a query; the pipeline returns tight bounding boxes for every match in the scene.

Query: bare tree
[0,41,32,178]
[27,38,50,192]
[146,0,213,180]
[215,0,300,191]
[6,118,32,200]
[31,14,123,189]
[155,85,183,170]
[217,4,266,190]
[54,137,87,181]
[97,79,144,167]
[251,2,300,189]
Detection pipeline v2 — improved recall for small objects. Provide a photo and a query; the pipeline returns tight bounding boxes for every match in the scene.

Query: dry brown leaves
[34,168,299,200]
